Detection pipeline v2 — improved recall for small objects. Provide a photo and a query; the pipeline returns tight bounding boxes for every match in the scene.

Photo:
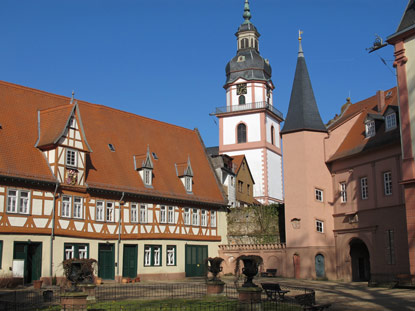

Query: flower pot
[95,277,102,285]
[33,280,43,289]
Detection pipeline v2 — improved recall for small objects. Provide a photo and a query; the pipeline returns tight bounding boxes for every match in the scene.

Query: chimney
[376,90,385,112]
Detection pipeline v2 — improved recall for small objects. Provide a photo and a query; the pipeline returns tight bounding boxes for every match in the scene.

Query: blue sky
[0,0,407,147]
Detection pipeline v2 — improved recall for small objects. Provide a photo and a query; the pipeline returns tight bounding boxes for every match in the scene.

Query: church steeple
[281,32,327,134]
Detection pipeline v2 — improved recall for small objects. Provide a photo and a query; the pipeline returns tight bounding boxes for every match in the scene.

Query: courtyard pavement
[230,276,415,311]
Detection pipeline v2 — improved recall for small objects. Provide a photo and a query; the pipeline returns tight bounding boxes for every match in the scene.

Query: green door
[13,242,42,283]
[185,245,208,277]
[122,244,138,278]
[98,243,115,280]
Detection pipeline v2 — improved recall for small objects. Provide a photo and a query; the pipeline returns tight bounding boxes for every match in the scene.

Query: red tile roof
[231,154,255,184]
[0,80,226,206]
[327,87,400,163]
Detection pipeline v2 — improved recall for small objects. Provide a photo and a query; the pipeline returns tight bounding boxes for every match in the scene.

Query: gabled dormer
[35,100,92,187]
[175,157,193,193]
[383,106,399,131]
[134,146,154,187]
[364,113,384,138]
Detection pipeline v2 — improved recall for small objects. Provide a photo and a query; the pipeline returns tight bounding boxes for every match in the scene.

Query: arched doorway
[349,238,370,281]
[293,254,300,279]
[315,254,325,278]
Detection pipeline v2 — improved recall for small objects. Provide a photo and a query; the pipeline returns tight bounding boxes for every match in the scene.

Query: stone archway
[349,238,370,281]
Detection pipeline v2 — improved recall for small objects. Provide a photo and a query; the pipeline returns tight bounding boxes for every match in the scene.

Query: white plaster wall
[32,199,43,216]
[0,193,4,212]
[226,149,264,198]
[253,83,264,103]
[223,114,261,145]
[266,115,281,148]
[267,150,283,201]
[405,37,415,157]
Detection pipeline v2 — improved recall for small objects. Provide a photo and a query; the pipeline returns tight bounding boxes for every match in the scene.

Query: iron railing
[214,101,284,119]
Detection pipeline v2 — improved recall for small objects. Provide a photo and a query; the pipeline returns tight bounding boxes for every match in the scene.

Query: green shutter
[0,241,3,269]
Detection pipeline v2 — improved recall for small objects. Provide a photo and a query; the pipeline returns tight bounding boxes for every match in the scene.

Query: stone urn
[205,257,225,295]
[234,255,263,303]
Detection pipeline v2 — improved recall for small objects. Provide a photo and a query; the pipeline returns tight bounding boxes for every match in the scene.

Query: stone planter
[78,283,97,303]
[237,287,262,303]
[60,292,88,311]
[33,280,43,289]
[206,281,225,295]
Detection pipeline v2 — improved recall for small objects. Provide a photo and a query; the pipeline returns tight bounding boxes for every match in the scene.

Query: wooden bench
[295,293,331,311]
[260,269,277,277]
[261,283,289,301]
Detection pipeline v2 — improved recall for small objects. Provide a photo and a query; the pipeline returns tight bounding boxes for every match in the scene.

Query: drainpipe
[50,182,59,279]
[117,192,125,279]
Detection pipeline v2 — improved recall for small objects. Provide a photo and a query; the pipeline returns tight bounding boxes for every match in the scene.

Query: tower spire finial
[242,0,252,24]
[298,29,304,55]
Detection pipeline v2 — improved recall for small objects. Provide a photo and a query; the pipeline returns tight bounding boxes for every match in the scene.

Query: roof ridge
[0,80,71,101]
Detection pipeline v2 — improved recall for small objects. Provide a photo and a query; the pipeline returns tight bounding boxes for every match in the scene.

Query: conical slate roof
[281,40,327,134]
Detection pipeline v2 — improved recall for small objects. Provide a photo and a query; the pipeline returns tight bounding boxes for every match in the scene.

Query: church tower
[213,0,284,204]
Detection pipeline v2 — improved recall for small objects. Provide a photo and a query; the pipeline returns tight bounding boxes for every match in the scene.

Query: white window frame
[384,171,392,196]
[184,208,190,225]
[96,200,105,221]
[192,208,199,226]
[360,177,368,200]
[168,206,175,224]
[201,209,207,227]
[144,246,152,266]
[385,113,397,130]
[365,120,375,138]
[143,168,152,186]
[211,211,217,228]
[140,204,148,224]
[62,195,72,218]
[65,148,77,167]
[153,246,161,266]
[7,189,31,214]
[65,245,75,260]
[160,205,167,223]
[316,220,324,233]
[73,197,83,219]
[106,202,114,222]
[315,189,323,202]
[185,176,192,192]
[340,182,347,203]
[78,245,88,259]
[131,203,138,223]
[166,246,176,266]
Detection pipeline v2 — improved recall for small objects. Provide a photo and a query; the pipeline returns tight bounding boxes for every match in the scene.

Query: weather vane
[367,34,387,53]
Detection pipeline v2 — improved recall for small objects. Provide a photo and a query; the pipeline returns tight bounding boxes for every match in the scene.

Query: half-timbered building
[0,80,228,283]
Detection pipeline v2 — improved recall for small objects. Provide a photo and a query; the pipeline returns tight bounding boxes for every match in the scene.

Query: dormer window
[66,148,77,167]
[185,176,192,192]
[143,168,152,186]
[365,120,375,138]
[176,157,193,193]
[134,147,154,187]
[385,113,397,130]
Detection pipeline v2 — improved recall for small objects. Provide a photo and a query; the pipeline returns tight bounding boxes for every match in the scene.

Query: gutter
[50,182,59,278]
[117,192,125,279]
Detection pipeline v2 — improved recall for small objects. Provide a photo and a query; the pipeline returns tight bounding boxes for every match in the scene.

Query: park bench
[261,283,289,301]
[260,269,277,277]
[294,293,331,311]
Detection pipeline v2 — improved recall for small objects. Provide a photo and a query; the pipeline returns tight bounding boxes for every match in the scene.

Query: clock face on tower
[237,83,247,95]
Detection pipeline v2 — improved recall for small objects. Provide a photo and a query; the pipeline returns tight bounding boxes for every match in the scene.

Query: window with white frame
[192,208,199,226]
[73,197,83,219]
[64,243,89,260]
[144,245,161,266]
[168,206,175,224]
[143,168,152,186]
[96,200,104,221]
[106,202,114,222]
[66,148,77,167]
[160,205,167,223]
[316,220,324,233]
[340,182,347,203]
[185,176,192,192]
[360,177,368,200]
[184,208,190,225]
[211,211,217,227]
[131,203,138,223]
[140,204,148,223]
[166,245,176,266]
[7,189,30,214]
[385,113,397,130]
[62,195,71,217]
[365,120,375,138]
[315,189,323,202]
[384,171,392,195]
[201,210,207,227]
[385,229,395,265]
